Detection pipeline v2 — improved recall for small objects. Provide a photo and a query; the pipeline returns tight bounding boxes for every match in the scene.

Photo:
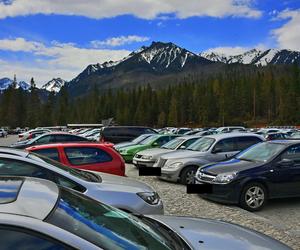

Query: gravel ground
[1,136,299,249]
[126,163,300,250]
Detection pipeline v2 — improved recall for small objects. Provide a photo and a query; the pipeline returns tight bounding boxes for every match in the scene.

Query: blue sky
[0,0,299,86]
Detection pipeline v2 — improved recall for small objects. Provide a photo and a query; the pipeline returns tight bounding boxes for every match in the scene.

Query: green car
[118,134,178,162]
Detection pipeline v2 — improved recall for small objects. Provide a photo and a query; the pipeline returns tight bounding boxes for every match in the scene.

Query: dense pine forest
[1,64,300,128]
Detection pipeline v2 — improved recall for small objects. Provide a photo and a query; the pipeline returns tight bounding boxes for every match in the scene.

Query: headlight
[213,172,237,184]
[141,155,152,160]
[137,192,160,205]
[165,162,183,169]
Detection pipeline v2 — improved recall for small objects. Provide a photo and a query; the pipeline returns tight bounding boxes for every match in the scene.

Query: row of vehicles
[0,127,290,249]
[0,126,293,249]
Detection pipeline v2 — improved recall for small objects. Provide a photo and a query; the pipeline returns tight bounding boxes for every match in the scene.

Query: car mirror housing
[152,142,159,146]
[277,158,295,167]
[179,145,186,149]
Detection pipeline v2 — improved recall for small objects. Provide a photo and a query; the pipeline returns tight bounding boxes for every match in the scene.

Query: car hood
[202,158,263,175]
[138,148,173,157]
[147,215,290,250]
[114,142,135,149]
[122,144,149,153]
[161,150,206,160]
[91,172,154,193]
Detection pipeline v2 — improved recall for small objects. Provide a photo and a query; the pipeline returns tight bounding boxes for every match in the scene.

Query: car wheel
[240,182,267,212]
[180,166,198,185]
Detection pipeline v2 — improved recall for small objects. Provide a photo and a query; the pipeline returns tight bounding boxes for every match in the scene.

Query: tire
[180,166,198,185]
[239,182,267,212]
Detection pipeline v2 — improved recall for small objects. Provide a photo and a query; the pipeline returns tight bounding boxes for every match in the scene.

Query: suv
[100,126,157,144]
[155,133,264,184]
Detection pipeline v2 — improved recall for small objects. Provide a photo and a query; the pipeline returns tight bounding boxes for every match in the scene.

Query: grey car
[0,148,163,215]
[0,176,290,250]
[133,135,201,168]
[154,133,264,184]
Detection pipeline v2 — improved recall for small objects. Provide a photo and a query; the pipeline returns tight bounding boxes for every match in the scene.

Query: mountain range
[1,42,300,95]
[0,78,30,92]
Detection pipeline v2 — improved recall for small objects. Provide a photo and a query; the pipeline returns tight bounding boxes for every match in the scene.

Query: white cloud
[0,0,262,20]
[272,9,300,50]
[0,37,130,86]
[91,35,149,48]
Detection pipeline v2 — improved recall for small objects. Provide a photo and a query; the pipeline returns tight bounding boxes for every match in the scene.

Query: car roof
[0,177,58,220]
[26,142,108,150]
[268,140,300,145]
[0,147,29,158]
[204,132,263,140]
[178,135,202,140]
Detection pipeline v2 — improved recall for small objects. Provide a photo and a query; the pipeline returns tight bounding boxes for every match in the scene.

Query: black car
[100,126,157,144]
[11,132,89,149]
[195,140,300,211]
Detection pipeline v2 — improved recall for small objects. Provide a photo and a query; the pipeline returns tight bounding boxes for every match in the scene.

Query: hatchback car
[26,143,125,176]
[0,177,290,250]
[133,136,201,168]
[11,132,89,149]
[0,148,163,214]
[155,133,264,184]
[118,134,178,162]
[195,140,300,211]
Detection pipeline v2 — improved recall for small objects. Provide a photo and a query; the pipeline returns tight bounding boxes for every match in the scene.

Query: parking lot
[1,135,300,249]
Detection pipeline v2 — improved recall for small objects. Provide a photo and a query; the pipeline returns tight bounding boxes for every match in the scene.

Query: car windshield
[187,137,215,152]
[236,142,286,162]
[27,153,101,182]
[132,134,151,144]
[140,135,160,145]
[161,138,185,150]
[47,187,176,250]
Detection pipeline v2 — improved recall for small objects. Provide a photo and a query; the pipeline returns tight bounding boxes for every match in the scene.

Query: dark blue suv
[195,140,300,211]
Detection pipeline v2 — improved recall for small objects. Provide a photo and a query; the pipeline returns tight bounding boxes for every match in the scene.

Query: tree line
[1,64,300,128]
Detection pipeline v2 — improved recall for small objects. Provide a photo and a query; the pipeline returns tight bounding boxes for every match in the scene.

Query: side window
[0,227,71,250]
[0,159,49,179]
[54,135,83,142]
[36,135,52,144]
[236,137,262,151]
[64,147,112,165]
[55,175,86,193]
[33,148,60,162]
[281,145,300,164]
[214,138,237,152]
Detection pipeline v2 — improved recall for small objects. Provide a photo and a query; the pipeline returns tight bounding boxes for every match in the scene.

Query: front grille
[198,172,216,182]
[157,158,167,168]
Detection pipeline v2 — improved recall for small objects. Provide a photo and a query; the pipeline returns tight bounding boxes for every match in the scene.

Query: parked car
[18,129,51,141]
[114,133,156,150]
[155,133,264,184]
[26,143,125,176]
[195,140,300,211]
[0,129,7,137]
[11,132,89,149]
[0,177,290,250]
[100,126,157,144]
[133,135,201,168]
[176,128,192,135]
[215,126,246,134]
[265,132,289,141]
[0,148,163,214]
[118,134,179,162]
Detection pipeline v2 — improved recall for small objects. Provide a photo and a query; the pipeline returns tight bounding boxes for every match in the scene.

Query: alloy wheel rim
[245,186,264,209]
[186,170,196,184]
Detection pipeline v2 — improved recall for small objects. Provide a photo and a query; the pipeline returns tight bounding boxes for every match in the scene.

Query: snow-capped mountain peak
[0,77,30,91]
[41,78,65,93]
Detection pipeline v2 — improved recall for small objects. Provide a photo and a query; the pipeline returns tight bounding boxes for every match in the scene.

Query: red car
[26,143,125,176]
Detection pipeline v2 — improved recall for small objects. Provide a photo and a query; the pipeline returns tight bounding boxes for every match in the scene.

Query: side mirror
[277,158,294,167]
[212,148,222,154]
[152,142,159,147]
[179,145,186,149]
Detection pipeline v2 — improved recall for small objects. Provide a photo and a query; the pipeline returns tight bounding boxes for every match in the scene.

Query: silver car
[133,135,201,167]
[0,148,163,215]
[0,176,290,250]
[154,133,264,184]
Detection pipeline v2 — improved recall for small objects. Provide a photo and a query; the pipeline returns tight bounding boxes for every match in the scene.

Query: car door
[63,146,117,175]
[209,138,239,161]
[269,145,300,197]
[31,147,62,162]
